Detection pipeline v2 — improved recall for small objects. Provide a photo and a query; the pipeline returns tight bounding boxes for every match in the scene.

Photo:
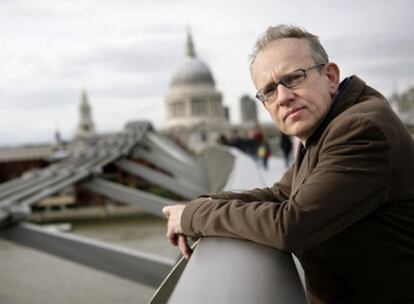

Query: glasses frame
[255,63,325,105]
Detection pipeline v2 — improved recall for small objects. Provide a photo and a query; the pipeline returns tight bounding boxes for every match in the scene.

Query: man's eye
[263,83,278,95]
[282,72,304,86]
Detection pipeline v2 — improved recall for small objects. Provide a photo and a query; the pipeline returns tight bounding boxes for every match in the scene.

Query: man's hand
[162,205,193,259]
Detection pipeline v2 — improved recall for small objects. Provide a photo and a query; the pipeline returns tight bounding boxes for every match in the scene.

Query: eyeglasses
[255,63,325,105]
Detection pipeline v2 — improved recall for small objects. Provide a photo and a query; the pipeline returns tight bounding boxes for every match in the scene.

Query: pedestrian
[280,133,292,168]
[257,140,271,169]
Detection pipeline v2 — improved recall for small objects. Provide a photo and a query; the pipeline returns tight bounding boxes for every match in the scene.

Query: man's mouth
[283,107,304,121]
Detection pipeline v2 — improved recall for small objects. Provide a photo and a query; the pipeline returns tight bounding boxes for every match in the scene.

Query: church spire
[75,89,96,139]
[186,27,196,58]
[81,90,88,106]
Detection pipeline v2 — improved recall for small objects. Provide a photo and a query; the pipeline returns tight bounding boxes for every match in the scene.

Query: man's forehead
[260,39,311,67]
[252,38,312,86]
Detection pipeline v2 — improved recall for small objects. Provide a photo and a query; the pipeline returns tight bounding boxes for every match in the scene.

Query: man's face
[251,38,340,142]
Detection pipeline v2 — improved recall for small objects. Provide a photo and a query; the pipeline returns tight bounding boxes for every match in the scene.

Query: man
[163,25,414,303]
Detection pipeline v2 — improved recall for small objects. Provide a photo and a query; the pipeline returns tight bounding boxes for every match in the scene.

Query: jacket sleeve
[181,116,391,251]
[201,166,293,202]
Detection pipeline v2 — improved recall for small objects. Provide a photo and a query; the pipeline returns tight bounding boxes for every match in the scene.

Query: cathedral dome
[165,29,228,140]
[169,31,215,89]
[170,57,215,88]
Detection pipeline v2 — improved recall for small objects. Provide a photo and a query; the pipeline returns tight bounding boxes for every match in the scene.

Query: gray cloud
[1,0,414,146]
[2,87,79,110]
[93,75,171,99]
[323,31,414,95]
[61,35,184,75]
[327,33,414,62]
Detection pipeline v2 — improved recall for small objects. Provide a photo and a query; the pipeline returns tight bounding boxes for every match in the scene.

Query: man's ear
[325,62,340,96]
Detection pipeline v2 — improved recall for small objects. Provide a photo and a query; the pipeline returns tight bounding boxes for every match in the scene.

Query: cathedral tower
[75,90,96,139]
[165,29,229,151]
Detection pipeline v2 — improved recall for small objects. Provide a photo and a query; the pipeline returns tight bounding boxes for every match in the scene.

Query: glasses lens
[281,70,306,88]
[262,83,278,101]
[257,67,312,104]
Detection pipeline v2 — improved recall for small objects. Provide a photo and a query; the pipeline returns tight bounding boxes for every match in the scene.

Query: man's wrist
[180,197,211,236]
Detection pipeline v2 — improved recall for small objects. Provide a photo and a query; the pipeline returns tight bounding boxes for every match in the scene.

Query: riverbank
[29,205,150,224]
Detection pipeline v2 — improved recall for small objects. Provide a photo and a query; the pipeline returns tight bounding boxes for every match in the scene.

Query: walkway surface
[260,156,287,186]
[225,150,286,191]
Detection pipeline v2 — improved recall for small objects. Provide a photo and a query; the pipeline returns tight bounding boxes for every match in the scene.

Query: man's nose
[276,84,295,106]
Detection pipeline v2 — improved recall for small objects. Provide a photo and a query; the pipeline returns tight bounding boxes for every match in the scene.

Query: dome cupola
[164,28,228,149]
[170,30,215,88]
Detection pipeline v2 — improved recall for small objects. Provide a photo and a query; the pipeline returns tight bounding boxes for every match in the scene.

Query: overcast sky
[1,0,413,146]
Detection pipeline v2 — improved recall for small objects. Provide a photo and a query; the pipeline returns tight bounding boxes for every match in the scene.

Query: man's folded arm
[181,117,392,251]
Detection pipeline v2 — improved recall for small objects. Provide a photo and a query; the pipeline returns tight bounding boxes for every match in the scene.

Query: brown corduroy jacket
[181,76,414,303]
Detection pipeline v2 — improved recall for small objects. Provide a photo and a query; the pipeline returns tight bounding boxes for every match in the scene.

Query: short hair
[249,24,329,68]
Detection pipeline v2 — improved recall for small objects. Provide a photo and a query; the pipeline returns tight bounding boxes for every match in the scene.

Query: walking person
[257,140,271,169]
[280,133,292,168]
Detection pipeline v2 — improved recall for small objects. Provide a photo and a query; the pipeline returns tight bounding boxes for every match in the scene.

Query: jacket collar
[305,75,366,148]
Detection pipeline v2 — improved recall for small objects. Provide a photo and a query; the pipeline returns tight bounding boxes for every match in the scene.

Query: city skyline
[1,0,413,145]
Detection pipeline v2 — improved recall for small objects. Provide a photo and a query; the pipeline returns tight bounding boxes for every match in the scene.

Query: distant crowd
[218,128,293,170]
[217,128,271,169]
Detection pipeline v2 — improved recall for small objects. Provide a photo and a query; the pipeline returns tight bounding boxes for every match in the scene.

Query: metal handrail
[150,147,307,303]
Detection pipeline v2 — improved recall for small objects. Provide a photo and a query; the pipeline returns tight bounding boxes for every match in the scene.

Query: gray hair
[249,24,329,68]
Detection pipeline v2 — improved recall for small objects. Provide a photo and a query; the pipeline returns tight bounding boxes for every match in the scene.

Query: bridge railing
[150,147,308,304]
